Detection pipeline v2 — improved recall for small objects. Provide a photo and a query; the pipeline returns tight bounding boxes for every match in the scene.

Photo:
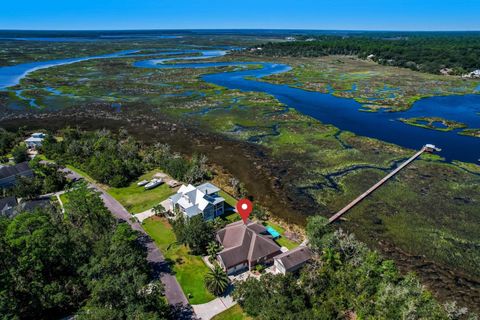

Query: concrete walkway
[55,191,66,214]
[192,291,236,320]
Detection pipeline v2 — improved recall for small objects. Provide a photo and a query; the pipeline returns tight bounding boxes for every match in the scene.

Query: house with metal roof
[273,246,312,274]
[24,132,46,149]
[216,220,282,275]
[168,182,225,220]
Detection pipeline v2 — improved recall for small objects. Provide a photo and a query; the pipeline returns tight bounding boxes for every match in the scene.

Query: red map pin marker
[236,198,253,224]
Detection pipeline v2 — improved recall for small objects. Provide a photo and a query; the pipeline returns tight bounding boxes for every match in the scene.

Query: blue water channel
[0,49,479,163]
[134,51,480,163]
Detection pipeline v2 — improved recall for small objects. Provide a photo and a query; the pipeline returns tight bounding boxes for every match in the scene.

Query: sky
[1,0,479,31]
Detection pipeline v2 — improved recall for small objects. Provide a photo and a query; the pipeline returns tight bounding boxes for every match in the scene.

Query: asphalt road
[62,167,190,307]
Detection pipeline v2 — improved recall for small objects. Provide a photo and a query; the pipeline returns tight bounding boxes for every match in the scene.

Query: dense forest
[233,216,478,320]
[42,128,211,188]
[0,182,170,319]
[252,34,480,74]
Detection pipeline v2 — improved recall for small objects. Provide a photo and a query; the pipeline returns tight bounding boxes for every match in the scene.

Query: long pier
[328,146,427,224]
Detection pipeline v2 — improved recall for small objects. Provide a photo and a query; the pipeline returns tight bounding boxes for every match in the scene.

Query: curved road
[62,168,190,307]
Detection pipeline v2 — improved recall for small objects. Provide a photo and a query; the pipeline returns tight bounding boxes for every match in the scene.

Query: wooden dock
[328,146,427,224]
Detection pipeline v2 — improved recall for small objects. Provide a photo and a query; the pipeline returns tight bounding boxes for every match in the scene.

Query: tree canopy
[232,216,478,320]
[43,128,211,188]
[172,214,215,255]
[0,182,170,319]
[253,34,480,75]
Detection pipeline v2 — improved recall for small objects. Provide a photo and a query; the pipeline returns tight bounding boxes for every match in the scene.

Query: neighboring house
[216,220,282,275]
[24,132,46,149]
[0,162,34,188]
[0,197,51,218]
[462,69,480,79]
[18,199,52,213]
[168,182,225,220]
[0,196,17,218]
[274,246,312,274]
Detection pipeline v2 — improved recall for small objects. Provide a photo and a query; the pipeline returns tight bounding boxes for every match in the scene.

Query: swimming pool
[266,226,280,238]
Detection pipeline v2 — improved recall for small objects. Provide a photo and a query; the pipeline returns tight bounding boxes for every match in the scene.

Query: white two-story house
[168,182,225,220]
[24,132,46,149]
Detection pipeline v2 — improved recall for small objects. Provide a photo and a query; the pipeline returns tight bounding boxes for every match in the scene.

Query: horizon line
[1,28,480,33]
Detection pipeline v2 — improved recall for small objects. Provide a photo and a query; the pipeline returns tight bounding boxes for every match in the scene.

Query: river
[1,49,479,163]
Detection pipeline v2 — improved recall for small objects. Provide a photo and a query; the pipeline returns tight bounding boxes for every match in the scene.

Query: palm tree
[153,203,167,217]
[207,241,220,261]
[204,265,230,296]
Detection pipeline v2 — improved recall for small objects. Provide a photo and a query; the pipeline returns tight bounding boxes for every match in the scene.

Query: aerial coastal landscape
[0,1,479,320]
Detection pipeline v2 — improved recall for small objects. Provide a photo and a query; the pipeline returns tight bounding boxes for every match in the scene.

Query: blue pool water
[266,226,281,238]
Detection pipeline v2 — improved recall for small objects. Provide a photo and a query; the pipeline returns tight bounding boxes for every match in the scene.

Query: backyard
[107,169,177,214]
[265,221,299,250]
[212,304,251,320]
[219,190,299,249]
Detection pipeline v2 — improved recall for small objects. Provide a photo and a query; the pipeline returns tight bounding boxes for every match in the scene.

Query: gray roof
[169,183,224,218]
[217,220,281,269]
[206,194,224,205]
[0,162,32,180]
[274,246,312,270]
[184,205,202,218]
[197,182,220,195]
[184,189,198,204]
[18,199,51,212]
[0,197,51,218]
[0,196,17,217]
[169,193,182,204]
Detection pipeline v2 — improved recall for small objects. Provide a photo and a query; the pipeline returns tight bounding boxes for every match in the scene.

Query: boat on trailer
[137,180,149,187]
[145,178,163,190]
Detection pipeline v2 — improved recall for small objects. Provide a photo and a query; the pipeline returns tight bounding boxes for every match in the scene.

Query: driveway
[134,208,155,223]
[62,167,189,307]
[192,288,236,320]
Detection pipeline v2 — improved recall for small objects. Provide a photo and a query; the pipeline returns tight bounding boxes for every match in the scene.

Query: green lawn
[276,236,298,250]
[219,190,237,207]
[212,304,252,320]
[59,193,69,206]
[265,221,299,250]
[143,217,215,305]
[221,211,241,223]
[218,191,241,222]
[108,170,176,214]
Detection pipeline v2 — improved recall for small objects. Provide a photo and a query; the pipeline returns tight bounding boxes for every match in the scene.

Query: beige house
[273,246,312,274]
[216,220,282,275]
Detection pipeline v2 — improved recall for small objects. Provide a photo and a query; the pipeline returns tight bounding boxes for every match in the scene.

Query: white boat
[137,180,149,187]
[145,178,163,190]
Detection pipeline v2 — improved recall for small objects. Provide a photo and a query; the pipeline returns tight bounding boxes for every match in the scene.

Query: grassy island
[459,128,480,138]
[399,117,467,131]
